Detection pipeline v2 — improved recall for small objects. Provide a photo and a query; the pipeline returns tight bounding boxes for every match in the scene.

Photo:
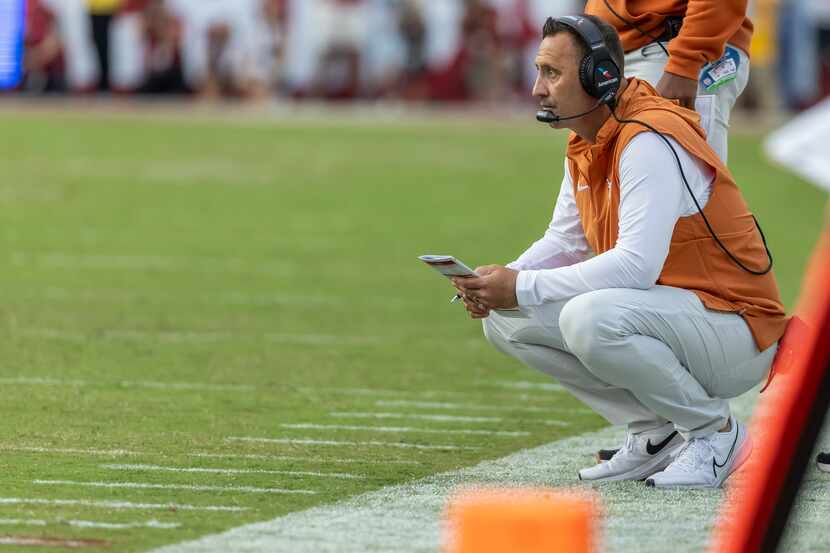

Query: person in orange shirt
[453,14,786,489]
[584,0,752,163]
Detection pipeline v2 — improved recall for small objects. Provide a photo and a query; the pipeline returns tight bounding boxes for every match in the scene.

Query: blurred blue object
[0,0,26,89]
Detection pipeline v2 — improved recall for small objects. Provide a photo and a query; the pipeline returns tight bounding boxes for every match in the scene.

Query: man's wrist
[663,60,702,82]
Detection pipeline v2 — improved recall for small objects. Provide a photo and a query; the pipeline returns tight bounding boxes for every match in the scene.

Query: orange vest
[566,78,788,351]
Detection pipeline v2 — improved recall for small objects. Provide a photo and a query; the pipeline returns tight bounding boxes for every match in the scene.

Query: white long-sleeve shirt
[509,132,715,307]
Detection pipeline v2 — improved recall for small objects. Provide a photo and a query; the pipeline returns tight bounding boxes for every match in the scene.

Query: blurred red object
[710,228,830,553]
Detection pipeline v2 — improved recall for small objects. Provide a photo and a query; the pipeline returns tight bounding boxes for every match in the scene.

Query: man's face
[532,33,596,129]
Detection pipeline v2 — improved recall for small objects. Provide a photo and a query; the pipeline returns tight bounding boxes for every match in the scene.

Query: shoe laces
[671,437,714,473]
[607,432,637,465]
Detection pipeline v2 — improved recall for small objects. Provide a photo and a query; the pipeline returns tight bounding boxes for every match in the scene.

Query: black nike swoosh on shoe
[646,431,679,455]
[712,424,740,479]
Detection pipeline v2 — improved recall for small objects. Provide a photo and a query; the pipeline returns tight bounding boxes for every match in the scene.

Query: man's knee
[559,291,629,364]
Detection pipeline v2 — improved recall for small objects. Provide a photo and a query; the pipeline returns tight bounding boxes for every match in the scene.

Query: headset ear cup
[603,60,621,90]
[592,58,621,101]
[579,55,598,98]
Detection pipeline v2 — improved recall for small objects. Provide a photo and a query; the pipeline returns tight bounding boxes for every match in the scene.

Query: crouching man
[453,15,788,489]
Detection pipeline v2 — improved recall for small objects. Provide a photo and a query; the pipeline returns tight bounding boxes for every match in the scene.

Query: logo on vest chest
[578,179,614,193]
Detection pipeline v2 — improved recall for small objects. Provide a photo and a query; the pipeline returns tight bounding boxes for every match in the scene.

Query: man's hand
[452,265,519,319]
[655,72,698,110]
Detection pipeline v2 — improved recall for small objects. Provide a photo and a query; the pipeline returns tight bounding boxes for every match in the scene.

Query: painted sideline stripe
[542,420,571,427]
[331,411,570,427]
[267,334,381,345]
[2,446,140,456]
[35,480,317,495]
[281,423,529,437]
[301,386,555,403]
[17,329,377,346]
[19,328,230,343]
[100,463,362,480]
[491,380,566,392]
[10,286,340,308]
[0,498,246,512]
[0,518,180,530]
[375,399,587,414]
[0,536,110,548]
[328,412,502,423]
[0,376,254,392]
[9,251,293,277]
[147,392,765,553]
[225,437,479,451]
[189,452,422,465]
[4,445,422,466]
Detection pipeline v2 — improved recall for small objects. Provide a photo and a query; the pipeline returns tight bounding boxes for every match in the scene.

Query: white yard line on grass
[266,334,381,346]
[0,518,180,530]
[15,286,340,308]
[281,423,529,437]
[328,412,503,423]
[9,251,293,277]
[301,386,562,403]
[188,452,422,465]
[541,420,572,427]
[67,520,180,530]
[100,464,362,480]
[1,446,141,456]
[225,437,479,451]
[35,480,317,495]
[4,445,423,466]
[148,392,830,553]
[0,498,246,512]
[374,399,588,414]
[490,380,566,392]
[126,380,254,392]
[17,329,379,346]
[0,537,109,548]
[0,376,254,392]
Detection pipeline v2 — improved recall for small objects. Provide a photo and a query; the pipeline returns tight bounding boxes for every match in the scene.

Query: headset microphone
[535,109,559,123]
[535,90,616,124]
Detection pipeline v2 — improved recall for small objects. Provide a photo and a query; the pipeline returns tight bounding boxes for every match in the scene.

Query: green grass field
[0,108,825,552]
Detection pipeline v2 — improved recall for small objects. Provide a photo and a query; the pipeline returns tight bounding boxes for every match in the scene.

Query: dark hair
[542,14,625,74]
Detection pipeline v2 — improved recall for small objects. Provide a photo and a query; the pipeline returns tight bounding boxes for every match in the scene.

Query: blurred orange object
[709,224,830,553]
[444,488,598,553]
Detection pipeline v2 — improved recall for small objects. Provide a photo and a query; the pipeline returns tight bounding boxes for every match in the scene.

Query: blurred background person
[778,0,830,111]
[3,0,827,110]
[87,0,123,91]
[22,0,98,93]
[248,0,288,98]
[313,0,370,100]
[166,0,266,99]
[110,0,187,94]
[21,0,65,92]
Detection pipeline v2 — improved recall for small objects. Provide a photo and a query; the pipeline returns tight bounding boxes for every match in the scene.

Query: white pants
[624,43,750,163]
[482,286,777,439]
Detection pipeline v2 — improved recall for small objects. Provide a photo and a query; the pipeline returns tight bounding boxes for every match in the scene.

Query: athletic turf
[0,108,824,552]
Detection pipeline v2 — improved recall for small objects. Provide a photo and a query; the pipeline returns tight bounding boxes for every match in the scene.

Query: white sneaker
[578,423,684,482]
[645,416,751,489]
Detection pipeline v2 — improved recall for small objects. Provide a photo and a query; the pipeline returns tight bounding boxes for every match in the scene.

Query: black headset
[535,14,773,276]
[535,15,620,123]
[556,15,621,104]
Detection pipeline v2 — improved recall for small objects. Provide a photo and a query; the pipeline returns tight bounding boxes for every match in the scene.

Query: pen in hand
[450,293,462,304]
